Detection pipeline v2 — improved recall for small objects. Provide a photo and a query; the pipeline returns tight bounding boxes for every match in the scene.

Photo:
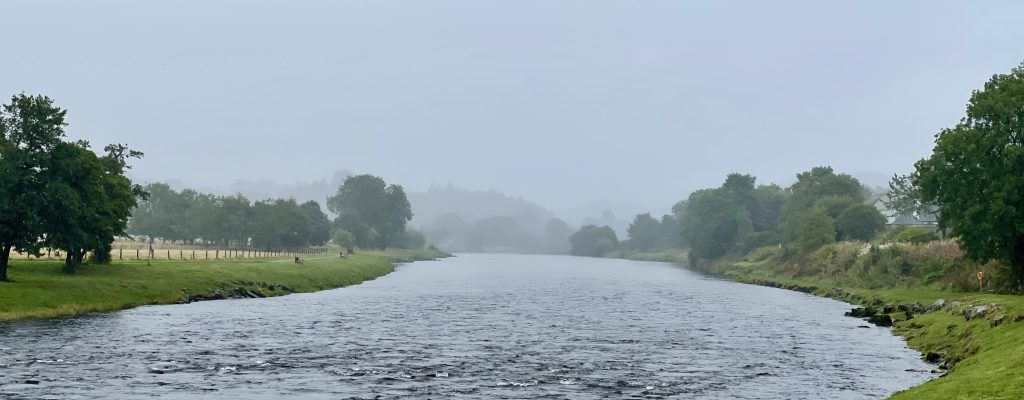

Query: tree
[543,218,573,254]
[128,182,186,264]
[0,94,67,280]
[782,166,865,241]
[569,225,619,257]
[796,206,836,253]
[298,200,331,246]
[327,174,412,249]
[835,203,887,242]
[332,229,355,253]
[398,229,426,249]
[885,174,939,221]
[626,213,662,251]
[250,199,307,250]
[913,61,1024,285]
[42,141,142,273]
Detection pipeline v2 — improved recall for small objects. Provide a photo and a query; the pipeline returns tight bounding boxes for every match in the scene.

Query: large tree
[327,174,412,249]
[913,62,1024,286]
[0,95,67,280]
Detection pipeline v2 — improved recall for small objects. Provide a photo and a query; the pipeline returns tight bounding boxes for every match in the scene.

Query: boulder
[964,305,991,321]
[928,299,946,312]
[991,314,1006,328]
[869,314,894,327]
[845,307,867,318]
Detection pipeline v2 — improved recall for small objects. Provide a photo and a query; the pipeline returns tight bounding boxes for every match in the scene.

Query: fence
[9,246,329,262]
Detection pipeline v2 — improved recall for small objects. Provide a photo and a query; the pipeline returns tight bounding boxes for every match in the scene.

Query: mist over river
[0,254,933,399]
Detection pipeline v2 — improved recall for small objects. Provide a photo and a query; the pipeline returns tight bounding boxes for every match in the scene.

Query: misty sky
[3,1,1023,219]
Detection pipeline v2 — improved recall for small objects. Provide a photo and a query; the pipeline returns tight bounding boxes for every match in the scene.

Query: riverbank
[624,246,1024,399]
[0,248,448,321]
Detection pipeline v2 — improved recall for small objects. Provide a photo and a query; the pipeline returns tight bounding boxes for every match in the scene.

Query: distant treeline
[130,174,427,254]
[576,61,1024,289]
[570,166,886,263]
[128,183,332,251]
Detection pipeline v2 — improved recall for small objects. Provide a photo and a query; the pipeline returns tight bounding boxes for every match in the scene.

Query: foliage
[543,218,573,254]
[0,95,142,276]
[913,61,1024,285]
[569,225,618,257]
[835,203,887,242]
[884,226,940,244]
[332,229,356,252]
[128,185,329,251]
[782,166,865,241]
[795,206,836,252]
[327,174,412,249]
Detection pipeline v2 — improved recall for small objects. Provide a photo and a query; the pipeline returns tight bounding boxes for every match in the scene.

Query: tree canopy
[569,225,619,257]
[327,174,412,249]
[0,94,143,276]
[913,62,1024,285]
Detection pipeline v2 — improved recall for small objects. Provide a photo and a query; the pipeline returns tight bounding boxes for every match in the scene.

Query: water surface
[0,254,934,399]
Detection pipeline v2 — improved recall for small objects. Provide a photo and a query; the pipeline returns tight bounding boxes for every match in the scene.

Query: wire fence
[9,243,330,262]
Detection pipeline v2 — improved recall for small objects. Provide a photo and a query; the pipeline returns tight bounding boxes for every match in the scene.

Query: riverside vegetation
[1,93,444,321]
[571,62,1024,398]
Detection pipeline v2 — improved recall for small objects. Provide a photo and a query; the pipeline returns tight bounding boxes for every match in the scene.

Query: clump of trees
[327,174,415,250]
[569,225,619,257]
[568,168,888,263]
[128,183,332,255]
[0,94,144,278]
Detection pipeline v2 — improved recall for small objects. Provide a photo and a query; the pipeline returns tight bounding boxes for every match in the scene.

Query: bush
[884,226,939,244]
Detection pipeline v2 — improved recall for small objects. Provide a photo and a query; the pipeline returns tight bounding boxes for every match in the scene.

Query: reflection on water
[0,254,933,399]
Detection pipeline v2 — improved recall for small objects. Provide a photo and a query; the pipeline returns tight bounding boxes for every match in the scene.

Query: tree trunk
[1013,236,1024,291]
[63,249,77,275]
[0,244,11,282]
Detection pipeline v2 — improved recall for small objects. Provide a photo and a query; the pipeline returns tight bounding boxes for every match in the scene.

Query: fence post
[215,249,219,259]
[167,250,170,260]
[119,248,123,260]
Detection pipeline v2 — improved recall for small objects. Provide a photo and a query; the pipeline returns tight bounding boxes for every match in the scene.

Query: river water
[0,254,934,399]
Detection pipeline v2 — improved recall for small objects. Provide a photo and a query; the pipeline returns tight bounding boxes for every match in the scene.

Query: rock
[991,314,1006,328]
[964,305,991,321]
[862,307,879,318]
[845,307,866,318]
[928,299,946,312]
[913,301,927,314]
[924,352,942,363]
[869,314,894,327]
[883,304,896,314]
[24,379,40,385]
[904,311,915,320]
[897,304,910,312]
[1015,315,1024,323]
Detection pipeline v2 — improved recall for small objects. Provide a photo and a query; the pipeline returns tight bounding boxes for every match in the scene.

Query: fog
[3,1,1022,225]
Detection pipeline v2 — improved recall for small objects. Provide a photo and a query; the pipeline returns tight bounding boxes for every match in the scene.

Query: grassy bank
[0,248,447,321]
[682,242,1024,399]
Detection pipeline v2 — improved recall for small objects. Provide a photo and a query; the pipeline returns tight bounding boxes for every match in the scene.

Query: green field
[0,248,446,321]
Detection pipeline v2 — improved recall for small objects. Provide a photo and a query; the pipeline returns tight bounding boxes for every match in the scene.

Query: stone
[868,314,893,327]
[991,314,1006,328]
[964,305,991,321]
[928,299,946,312]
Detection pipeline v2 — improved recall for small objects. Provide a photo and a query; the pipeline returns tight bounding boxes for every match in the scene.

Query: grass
[0,248,446,321]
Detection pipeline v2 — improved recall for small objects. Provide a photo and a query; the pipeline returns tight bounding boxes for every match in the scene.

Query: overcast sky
[3,1,1022,219]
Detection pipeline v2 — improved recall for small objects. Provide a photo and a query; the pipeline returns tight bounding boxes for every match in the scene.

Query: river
[0,254,934,399]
